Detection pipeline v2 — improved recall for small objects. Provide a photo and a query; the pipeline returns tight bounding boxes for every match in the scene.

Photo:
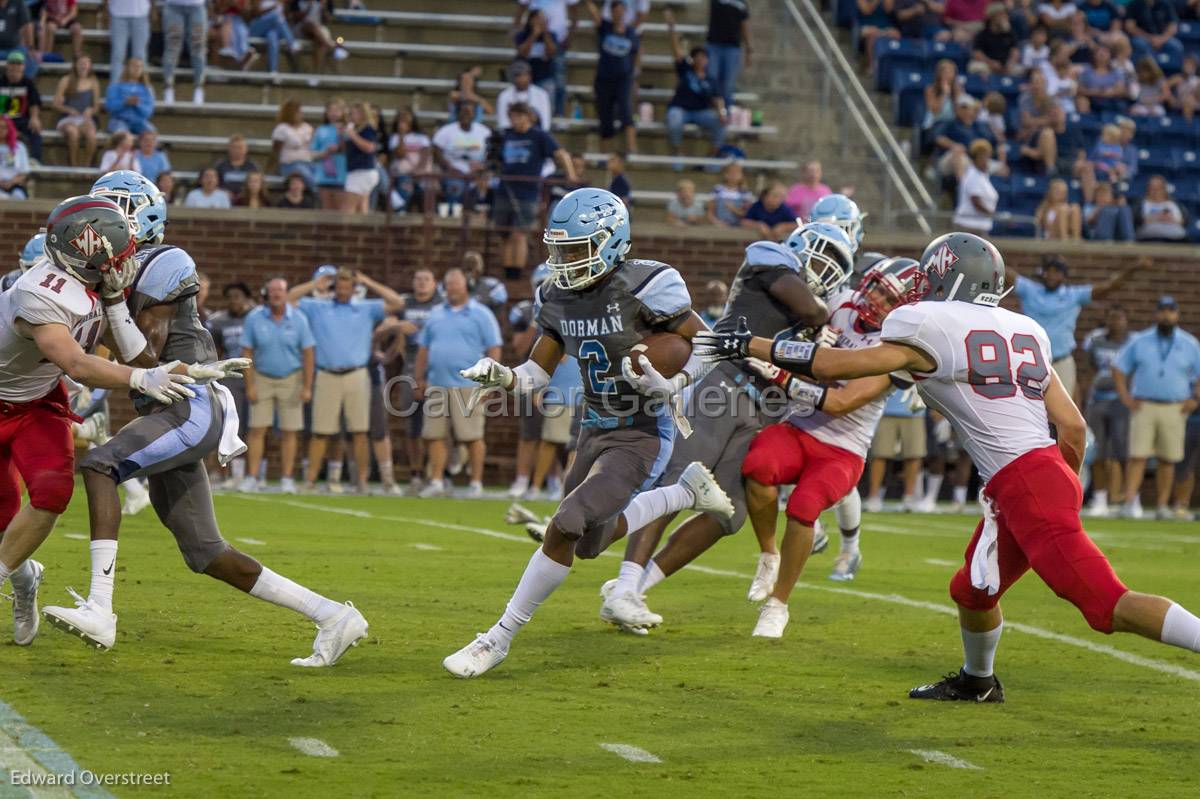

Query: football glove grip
[460,357,514,389]
[130,361,196,404]
[186,358,253,381]
[692,316,752,362]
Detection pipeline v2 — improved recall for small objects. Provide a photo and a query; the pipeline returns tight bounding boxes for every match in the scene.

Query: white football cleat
[752,598,789,638]
[524,522,547,543]
[122,479,152,516]
[598,579,649,635]
[679,462,735,519]
[11,560,44,646]
[829,551,862,582]
[443,633,508,678]
[747,552,779,602]
[811,519,829,555]
[600,588,662,632]
[42,589,117,650]
[505,502,543,526]
[291,602,368,667]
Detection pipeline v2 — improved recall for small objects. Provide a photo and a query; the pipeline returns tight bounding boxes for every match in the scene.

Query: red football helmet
[854,256,922,328]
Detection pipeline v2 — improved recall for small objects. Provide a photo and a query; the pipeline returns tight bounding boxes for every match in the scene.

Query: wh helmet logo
[926,243,958,278]
[70,224,106,258]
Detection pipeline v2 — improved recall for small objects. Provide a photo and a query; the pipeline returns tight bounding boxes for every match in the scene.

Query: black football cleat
[909,671,1005,703]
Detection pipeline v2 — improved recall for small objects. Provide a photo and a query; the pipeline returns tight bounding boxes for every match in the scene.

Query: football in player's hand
[628,332,691,378]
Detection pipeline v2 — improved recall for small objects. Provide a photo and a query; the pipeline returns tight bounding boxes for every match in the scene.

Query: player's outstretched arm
[460,334,564,393]
[1044,370,1087,474]
[821,374,897,416]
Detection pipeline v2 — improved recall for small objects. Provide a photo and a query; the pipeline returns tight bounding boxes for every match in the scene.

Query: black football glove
[692,316,753,363]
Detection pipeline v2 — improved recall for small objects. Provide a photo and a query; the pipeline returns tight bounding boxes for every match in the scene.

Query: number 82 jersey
[881,300,1055,483]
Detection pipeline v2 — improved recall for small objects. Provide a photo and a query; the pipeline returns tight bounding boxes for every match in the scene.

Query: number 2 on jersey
[965,330,1049,400]
[578,338,614,394]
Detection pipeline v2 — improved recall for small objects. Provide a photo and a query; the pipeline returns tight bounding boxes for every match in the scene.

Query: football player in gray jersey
[443,188,737,678]
[43,171,368,667]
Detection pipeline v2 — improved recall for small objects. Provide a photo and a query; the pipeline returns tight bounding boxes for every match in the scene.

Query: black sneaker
[909,671,1005,703]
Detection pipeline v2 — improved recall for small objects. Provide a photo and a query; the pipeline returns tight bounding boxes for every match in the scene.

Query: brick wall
[8,203,1198,482]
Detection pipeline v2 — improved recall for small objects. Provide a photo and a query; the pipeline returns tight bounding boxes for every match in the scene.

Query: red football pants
[0,382,77,527]
[742,422,865,526]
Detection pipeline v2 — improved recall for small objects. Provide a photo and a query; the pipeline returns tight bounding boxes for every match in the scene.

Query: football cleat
[679,462,735,520]
[909,671,1005,703]
[505,502,543,526]
[443,633,508,678]
[524,522,547,543]
[598,579,649,635]
[752,598,789,638]
[829,552,862,581]
[291,602,368,668]
[418,481,446,499]
[121,479,152,516]
[747,552,779,602]
[11,560,44,646]
[42,588,117,650]
[811,520,829,555]
[600,587,662,633]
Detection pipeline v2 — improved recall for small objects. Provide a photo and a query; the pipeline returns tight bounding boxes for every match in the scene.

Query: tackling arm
[744,334,935,382]
[27,322,140,390]
[821,374,897,416]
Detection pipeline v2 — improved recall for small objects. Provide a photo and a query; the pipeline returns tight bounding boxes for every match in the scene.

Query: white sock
[379,460,395,486]
[620,483,692,534]
[834,489,861,531]
[952,485,968,505]
[249,567,343,625]
[1092,489,1107,505]
[487,549,571,649]
[839,528,860,556]
[615,560,642,595]
[427,478,445,490]
[924,474,944,503]
[872,487,885,501]
[961,623,1003,678]
[231,457,246,482]
[640,560,667,594]
[327,460,343,484]
[88,540,118,612]
[1160,603,1200,652]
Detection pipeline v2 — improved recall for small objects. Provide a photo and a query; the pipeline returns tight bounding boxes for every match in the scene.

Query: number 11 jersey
[881,300,1055,483]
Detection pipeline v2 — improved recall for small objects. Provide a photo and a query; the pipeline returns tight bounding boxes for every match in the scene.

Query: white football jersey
[0,260,106,402]
[881,300,1055,483]
[788,288,890,459]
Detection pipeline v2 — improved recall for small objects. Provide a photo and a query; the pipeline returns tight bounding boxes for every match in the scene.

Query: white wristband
[511,360,551,393]
[104,300,148,363]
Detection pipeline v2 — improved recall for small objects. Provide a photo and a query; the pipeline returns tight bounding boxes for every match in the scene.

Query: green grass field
[4,490,1200,798]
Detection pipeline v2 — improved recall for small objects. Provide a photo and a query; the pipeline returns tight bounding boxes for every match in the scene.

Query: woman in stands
[236,170,273,208]
[271,98,315,188]
[343,101,380,214]
[105,57,156,136]
[312,98,347,210]
[1136,175,1187,241]
[388,107,431,214]
[51,54,100,167]
[1036,177,1083,240]
[922,59,962,138]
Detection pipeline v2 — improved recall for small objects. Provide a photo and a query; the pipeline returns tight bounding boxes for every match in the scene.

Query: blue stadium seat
[993,217,1037,238]
[1188,217,1200,243]
[962,73,986,99]
[1180,21,1200,46]
[1138,145,1179,173]
[1135,115,1193,148]
[1179,149,1200,174]
[986,75,1022,103]
[1073,113,1102,141]
[926,40,968,71]
[989,174,1012,208]
[893,71,931,127]
[837,0,857,29]
[1171,180,1200,204]
[1013,173,1049,202]
[875,39,927,92]
[1067,178,1083,205]
[1155,49,1183,76]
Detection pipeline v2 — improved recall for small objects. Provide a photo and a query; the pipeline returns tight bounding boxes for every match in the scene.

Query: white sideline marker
[600,743,662,763]
[289,737,339,758]
[236,537,267,546]
[923,558,959,567]
[62,533,88,541]
[909,749,982,770]
[410,543,442,551]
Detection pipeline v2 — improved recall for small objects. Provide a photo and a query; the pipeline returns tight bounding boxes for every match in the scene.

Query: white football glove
[186,358,253,381]
[100,256,139,300]
[130,360,196,404]
[814,325,840,348]
[620,354,685,398]
[744,357,783,383]
[459,357,513,389]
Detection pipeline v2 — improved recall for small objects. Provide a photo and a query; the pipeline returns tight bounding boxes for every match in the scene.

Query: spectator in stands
[278,172,315,208]
[668,178,706,226]
[39,0,82,62]
[269,98,314,188]
[157,171,179,204]
[1137,174,1187,240]
[0,0,33,80]
[413,266,502,498]
[0,118,28,199]
[1035,177,1082,239]
[133,129,169,183]
[584,0,638,155]
[1037,0,1076,38]
[236,170,272,208]
[1081,304,1131,516]
[857,0,898,72]
[665,9,727,166]
[216,0,261,71]
[1117,114,1139,178]
[705,0,752,110]
[448,66,493,122]
[342,101,379,214]
[106,57,155,135]
[97,128,133,172]
[1080,0,1125,42]
[602,0,647,27]
[388,108,431,214]
[708,160,754,226]
[785,160,831,221]
[1114,295,1200,521]
[935,95,994,178]
[1125,0,1183,59]
[1041,41,1079,114]
[970,4,1020,76]
[1130,56,1171,116]
[497,60,552,132]
[1078,46,1130,114]
[550,152,587,201]
[461,251,508,315]
[215,133,260,196]
[514,4,569,116]
[0,52,41,161]
[922,59,963,135]
[1020,24,1051,73]
[1085,180,1136,239]
[1174,408,1200,520]
[1089,123,1127,181]
[50,55,98,167]
[977,91,1009,149]
[247,0,301,76]
[886,0,950,40]
[1018,103,1084,175]
[290,0,340,74]
[312,98,346,210]
[108,0,150,82]
[161,0,207,106]
[1169,52,1200,121]
[606,150,630,204]
[742,181,796,239]
[944,0,990,44]
[185,166,233,208]
[432,101,491,216]
[698,279,728,327]
[952,139,999,233]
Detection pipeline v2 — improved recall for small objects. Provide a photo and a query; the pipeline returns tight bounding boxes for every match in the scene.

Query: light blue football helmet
[90,170,167,246]
[543,187,631,290]
[784,222,855,299]
[531,260,552,290]
[18,230,45,271]
[808,193,864,252]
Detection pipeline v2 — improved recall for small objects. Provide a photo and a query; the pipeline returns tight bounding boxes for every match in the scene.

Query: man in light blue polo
[1113,296,1200,521]
[240,276,315,494]
[1012,254,1141,398]
[413,267,502,498]
[289,266,406,493]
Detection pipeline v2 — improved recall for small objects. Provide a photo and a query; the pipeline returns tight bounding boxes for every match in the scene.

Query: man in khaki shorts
[241,277,315,494]
[1114,296,1200,521]
[413,267,501,498]
[865,388,927,512]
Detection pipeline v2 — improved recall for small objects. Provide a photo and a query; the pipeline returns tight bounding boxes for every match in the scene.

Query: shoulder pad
[132,245,198,305]
[622,261,690,321]
[880,302,933,343]
[744,241,800,272]
[15,263,94,320]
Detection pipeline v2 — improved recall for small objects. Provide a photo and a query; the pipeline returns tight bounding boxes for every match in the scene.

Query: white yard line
[235,538,266,546]
[410,543,443,551]
[599,743,662,763]
[231,495,1200,683]
[908,749,982,770]
[0,699,114,799]
[923,558,960,567]
[288,737,339,758]
[60,534,87,541]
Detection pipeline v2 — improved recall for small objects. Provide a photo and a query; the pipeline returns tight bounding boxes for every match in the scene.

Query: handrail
[782,0,933,235]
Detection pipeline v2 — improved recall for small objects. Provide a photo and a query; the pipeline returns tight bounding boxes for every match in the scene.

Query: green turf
[5,491,1200,798]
